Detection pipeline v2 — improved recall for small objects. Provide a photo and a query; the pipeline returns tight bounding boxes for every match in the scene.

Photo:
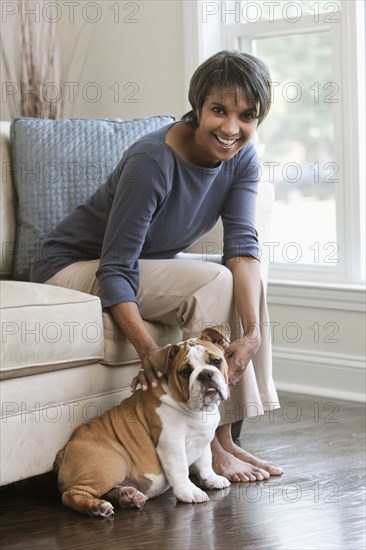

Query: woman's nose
[219,116,240,137]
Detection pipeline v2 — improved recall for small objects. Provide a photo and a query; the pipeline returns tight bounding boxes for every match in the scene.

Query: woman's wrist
[136,341,159,361]
[243,323,261,343]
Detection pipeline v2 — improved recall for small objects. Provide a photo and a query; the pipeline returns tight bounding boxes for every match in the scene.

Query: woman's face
[194,87,259,166]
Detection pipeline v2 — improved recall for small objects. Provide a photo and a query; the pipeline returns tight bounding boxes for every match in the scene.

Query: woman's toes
[229,472,243,482]
[265,463,284,476]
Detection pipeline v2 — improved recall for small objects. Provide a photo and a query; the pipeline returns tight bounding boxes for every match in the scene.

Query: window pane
[242,1,341,22]
[252,31,338,266]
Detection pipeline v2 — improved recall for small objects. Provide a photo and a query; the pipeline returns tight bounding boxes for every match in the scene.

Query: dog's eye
[178,367,193,379]
[211,359,222,368]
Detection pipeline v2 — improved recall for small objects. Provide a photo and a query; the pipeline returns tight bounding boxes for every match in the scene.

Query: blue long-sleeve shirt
[30,122,260,308]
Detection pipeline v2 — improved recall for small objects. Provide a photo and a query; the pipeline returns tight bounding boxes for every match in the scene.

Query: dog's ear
[200,324,230,351]
[149,344,181,374]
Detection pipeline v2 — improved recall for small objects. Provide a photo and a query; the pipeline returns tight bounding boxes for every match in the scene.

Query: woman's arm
[96,153,167,309]
[97,155,168,391]
[224,256,262,388]
[110,301,162,391]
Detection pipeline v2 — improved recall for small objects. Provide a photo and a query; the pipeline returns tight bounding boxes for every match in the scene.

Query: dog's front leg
[156,436,209,503]
[191,444,231,490]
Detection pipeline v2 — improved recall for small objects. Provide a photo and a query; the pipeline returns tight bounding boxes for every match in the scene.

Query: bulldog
[54,327,231,517]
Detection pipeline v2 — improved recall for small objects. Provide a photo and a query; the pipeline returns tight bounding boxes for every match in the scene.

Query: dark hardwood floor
[1,392,365,550]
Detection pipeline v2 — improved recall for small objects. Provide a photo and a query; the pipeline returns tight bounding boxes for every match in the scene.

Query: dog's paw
[174,484,210,504]
[87,499,114,517]
[105,485,147,509]
[201,474,231,490]
[117,486,147,509]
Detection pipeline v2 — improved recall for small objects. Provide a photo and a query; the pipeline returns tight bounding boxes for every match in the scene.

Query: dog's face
[149,327,230,410]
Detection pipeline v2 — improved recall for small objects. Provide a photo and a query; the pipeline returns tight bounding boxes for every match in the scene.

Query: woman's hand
[225,332,261,388]
[130,349,163,392]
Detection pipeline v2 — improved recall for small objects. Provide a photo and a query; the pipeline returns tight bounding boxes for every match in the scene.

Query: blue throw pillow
[10,115,175,280]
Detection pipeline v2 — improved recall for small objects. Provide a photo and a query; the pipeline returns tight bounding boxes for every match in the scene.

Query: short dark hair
[182,50,272,127]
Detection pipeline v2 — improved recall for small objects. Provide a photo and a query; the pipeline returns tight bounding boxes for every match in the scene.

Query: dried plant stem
[1,0,62,119]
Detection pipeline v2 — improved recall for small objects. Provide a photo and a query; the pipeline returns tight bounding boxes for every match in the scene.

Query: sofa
[0,117,274,486]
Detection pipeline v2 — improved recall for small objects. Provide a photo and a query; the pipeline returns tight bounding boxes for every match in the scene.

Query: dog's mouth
[204,384,224,401]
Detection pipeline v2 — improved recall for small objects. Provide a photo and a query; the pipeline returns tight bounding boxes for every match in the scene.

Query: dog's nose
[197,370,214,382]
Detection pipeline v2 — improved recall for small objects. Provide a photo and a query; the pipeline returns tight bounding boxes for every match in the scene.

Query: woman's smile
[214,134,241,148]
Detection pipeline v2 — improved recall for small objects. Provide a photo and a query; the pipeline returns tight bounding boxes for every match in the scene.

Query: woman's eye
[213,107,224,114]
[242,112,256,121]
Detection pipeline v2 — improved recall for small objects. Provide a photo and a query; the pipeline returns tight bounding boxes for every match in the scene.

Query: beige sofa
[0,120,273,486]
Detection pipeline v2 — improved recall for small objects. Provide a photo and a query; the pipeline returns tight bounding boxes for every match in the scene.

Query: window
[199,0,366,285]
[254,30,337,268]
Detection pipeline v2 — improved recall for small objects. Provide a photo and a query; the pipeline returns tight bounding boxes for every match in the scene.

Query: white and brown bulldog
[54,327,231,517]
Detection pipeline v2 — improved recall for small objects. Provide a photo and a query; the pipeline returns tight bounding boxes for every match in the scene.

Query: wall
[1,0,187,121]
[268,293,365,402]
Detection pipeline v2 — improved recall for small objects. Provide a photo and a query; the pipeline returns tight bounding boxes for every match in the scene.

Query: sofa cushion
[0,281,104,380]
[10,115,175,280]
[102,312,182,366]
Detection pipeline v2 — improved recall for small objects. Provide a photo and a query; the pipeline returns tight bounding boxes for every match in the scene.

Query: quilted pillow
[10,115,175,280]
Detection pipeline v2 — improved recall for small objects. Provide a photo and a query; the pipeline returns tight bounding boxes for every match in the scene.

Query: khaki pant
[46,254,279,421]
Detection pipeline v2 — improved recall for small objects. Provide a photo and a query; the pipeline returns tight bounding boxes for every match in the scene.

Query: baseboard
[273,347,366,403]
[268,281,366,312]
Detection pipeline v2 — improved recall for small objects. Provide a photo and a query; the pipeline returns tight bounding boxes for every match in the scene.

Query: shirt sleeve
[96,153,167,308]
[221,142,260,263]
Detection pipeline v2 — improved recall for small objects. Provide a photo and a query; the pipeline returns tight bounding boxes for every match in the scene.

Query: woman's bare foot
[213,423,284,480]
[229,443,284,476]
[211,436,269,482]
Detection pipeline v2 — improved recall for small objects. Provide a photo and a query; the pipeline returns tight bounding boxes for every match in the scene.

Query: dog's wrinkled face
[184,339,230,409]
[149,328,230,410]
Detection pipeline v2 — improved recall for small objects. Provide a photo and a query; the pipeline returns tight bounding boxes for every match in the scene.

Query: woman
[31,50,283,482]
